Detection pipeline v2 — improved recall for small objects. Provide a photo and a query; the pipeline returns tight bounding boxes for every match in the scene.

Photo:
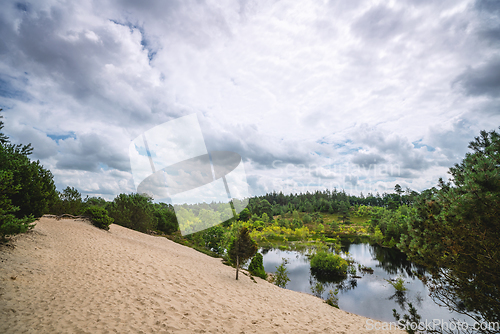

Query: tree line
[1,109,498,331]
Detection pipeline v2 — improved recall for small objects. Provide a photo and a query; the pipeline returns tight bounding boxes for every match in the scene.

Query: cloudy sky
[1,0,499,201]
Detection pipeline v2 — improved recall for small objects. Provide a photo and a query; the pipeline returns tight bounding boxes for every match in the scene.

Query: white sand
[0,217,401,333]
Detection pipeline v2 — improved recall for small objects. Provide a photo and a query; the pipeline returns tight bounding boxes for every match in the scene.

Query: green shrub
[329,220,339,231]
[278,218,289,228]
[311,281,324,298]
[0,112,58,219]
[274,259,290,288]
[325,289,339,308]
[238,208,251,221]
[0,170,36,240]
[0,211,35,241]
[248,253,267,279]
[154,207,178,234]
[202,225,225,255]
[386,277,407,292]
[292,218,303,229]
[107,193,155,233]
[315,223,324,233]
[310,251,348,276]
[83,206,113,230]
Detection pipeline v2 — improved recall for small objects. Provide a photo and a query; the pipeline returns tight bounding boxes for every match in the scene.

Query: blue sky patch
[412,139,436,152]
[47,131,76,142]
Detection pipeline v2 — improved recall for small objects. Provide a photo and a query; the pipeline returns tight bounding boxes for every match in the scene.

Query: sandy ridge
[0,217,400,333]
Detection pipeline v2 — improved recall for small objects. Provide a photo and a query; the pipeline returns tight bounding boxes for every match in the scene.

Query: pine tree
[248,252,267,279]
[400,129,500,325]
[228,227,257,280]
[339,202,350,224]
[0,110,57,239]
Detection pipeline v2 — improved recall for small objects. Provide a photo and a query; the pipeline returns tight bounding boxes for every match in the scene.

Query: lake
[260,240,468,324]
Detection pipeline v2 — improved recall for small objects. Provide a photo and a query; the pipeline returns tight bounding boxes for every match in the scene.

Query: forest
[1,109,498,332]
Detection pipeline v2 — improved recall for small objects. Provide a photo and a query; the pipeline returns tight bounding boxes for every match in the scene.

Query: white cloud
[1,0,499,199]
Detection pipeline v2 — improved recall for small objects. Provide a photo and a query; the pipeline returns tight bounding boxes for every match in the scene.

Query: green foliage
[84,196,107,208]
[302,213,312,224]
[339,202,350,224]
[0,214,35,241]
[399,129,500,324]
[0,111,54,240]
[153,206,178,234]
[372,226,384,244]
[107,193,156,233]
[325,289,339,308]
[315,223,324,233]
[278,217,290,228]
[329,220,339,231]
[311,281,325,298]
[238,208,251,221]
[385,277,407,292]
[252,220,265,231]
[293,226,310,239]
[367,205,415,246]
[202,225,225,255]
[0,171,36,240]
[394,184,403,196]
[347,265,356,276]
[51,186,83,215]
[83,206,113,230]
[310,212,322,222]
[176,207,202,235]
[248,252,267,279]
[274,259,290,288]
[250,198,272,217]
[310,251,348,276]
[0,114,57,219]
[292,217,303,229]
[228,227,258,280]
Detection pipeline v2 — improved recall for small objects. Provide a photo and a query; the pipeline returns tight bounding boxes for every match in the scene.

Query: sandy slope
[0,217,401,333]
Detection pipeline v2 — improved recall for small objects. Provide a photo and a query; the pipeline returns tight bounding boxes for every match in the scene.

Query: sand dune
[0,217,401,333]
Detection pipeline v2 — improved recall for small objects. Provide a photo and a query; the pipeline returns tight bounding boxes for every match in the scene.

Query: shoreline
[1,217,401,333]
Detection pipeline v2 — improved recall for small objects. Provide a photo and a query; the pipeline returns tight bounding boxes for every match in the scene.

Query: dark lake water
[260,241,468,324]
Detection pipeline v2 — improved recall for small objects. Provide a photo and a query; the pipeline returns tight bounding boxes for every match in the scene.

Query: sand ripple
[0,217,400,333]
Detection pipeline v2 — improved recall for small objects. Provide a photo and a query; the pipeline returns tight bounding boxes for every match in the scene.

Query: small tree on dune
[248,252,267,279]
[228,227,257,280]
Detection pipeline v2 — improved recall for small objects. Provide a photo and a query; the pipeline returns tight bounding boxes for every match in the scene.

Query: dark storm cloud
[0,6,117,100]
[454,57,500,98]
[475,0,500,13]
[456,1,500,97]
[474,0,500,45]
[478,28,500,45]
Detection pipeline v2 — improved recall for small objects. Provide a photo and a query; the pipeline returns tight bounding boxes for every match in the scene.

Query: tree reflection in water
[340,237,427,278]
